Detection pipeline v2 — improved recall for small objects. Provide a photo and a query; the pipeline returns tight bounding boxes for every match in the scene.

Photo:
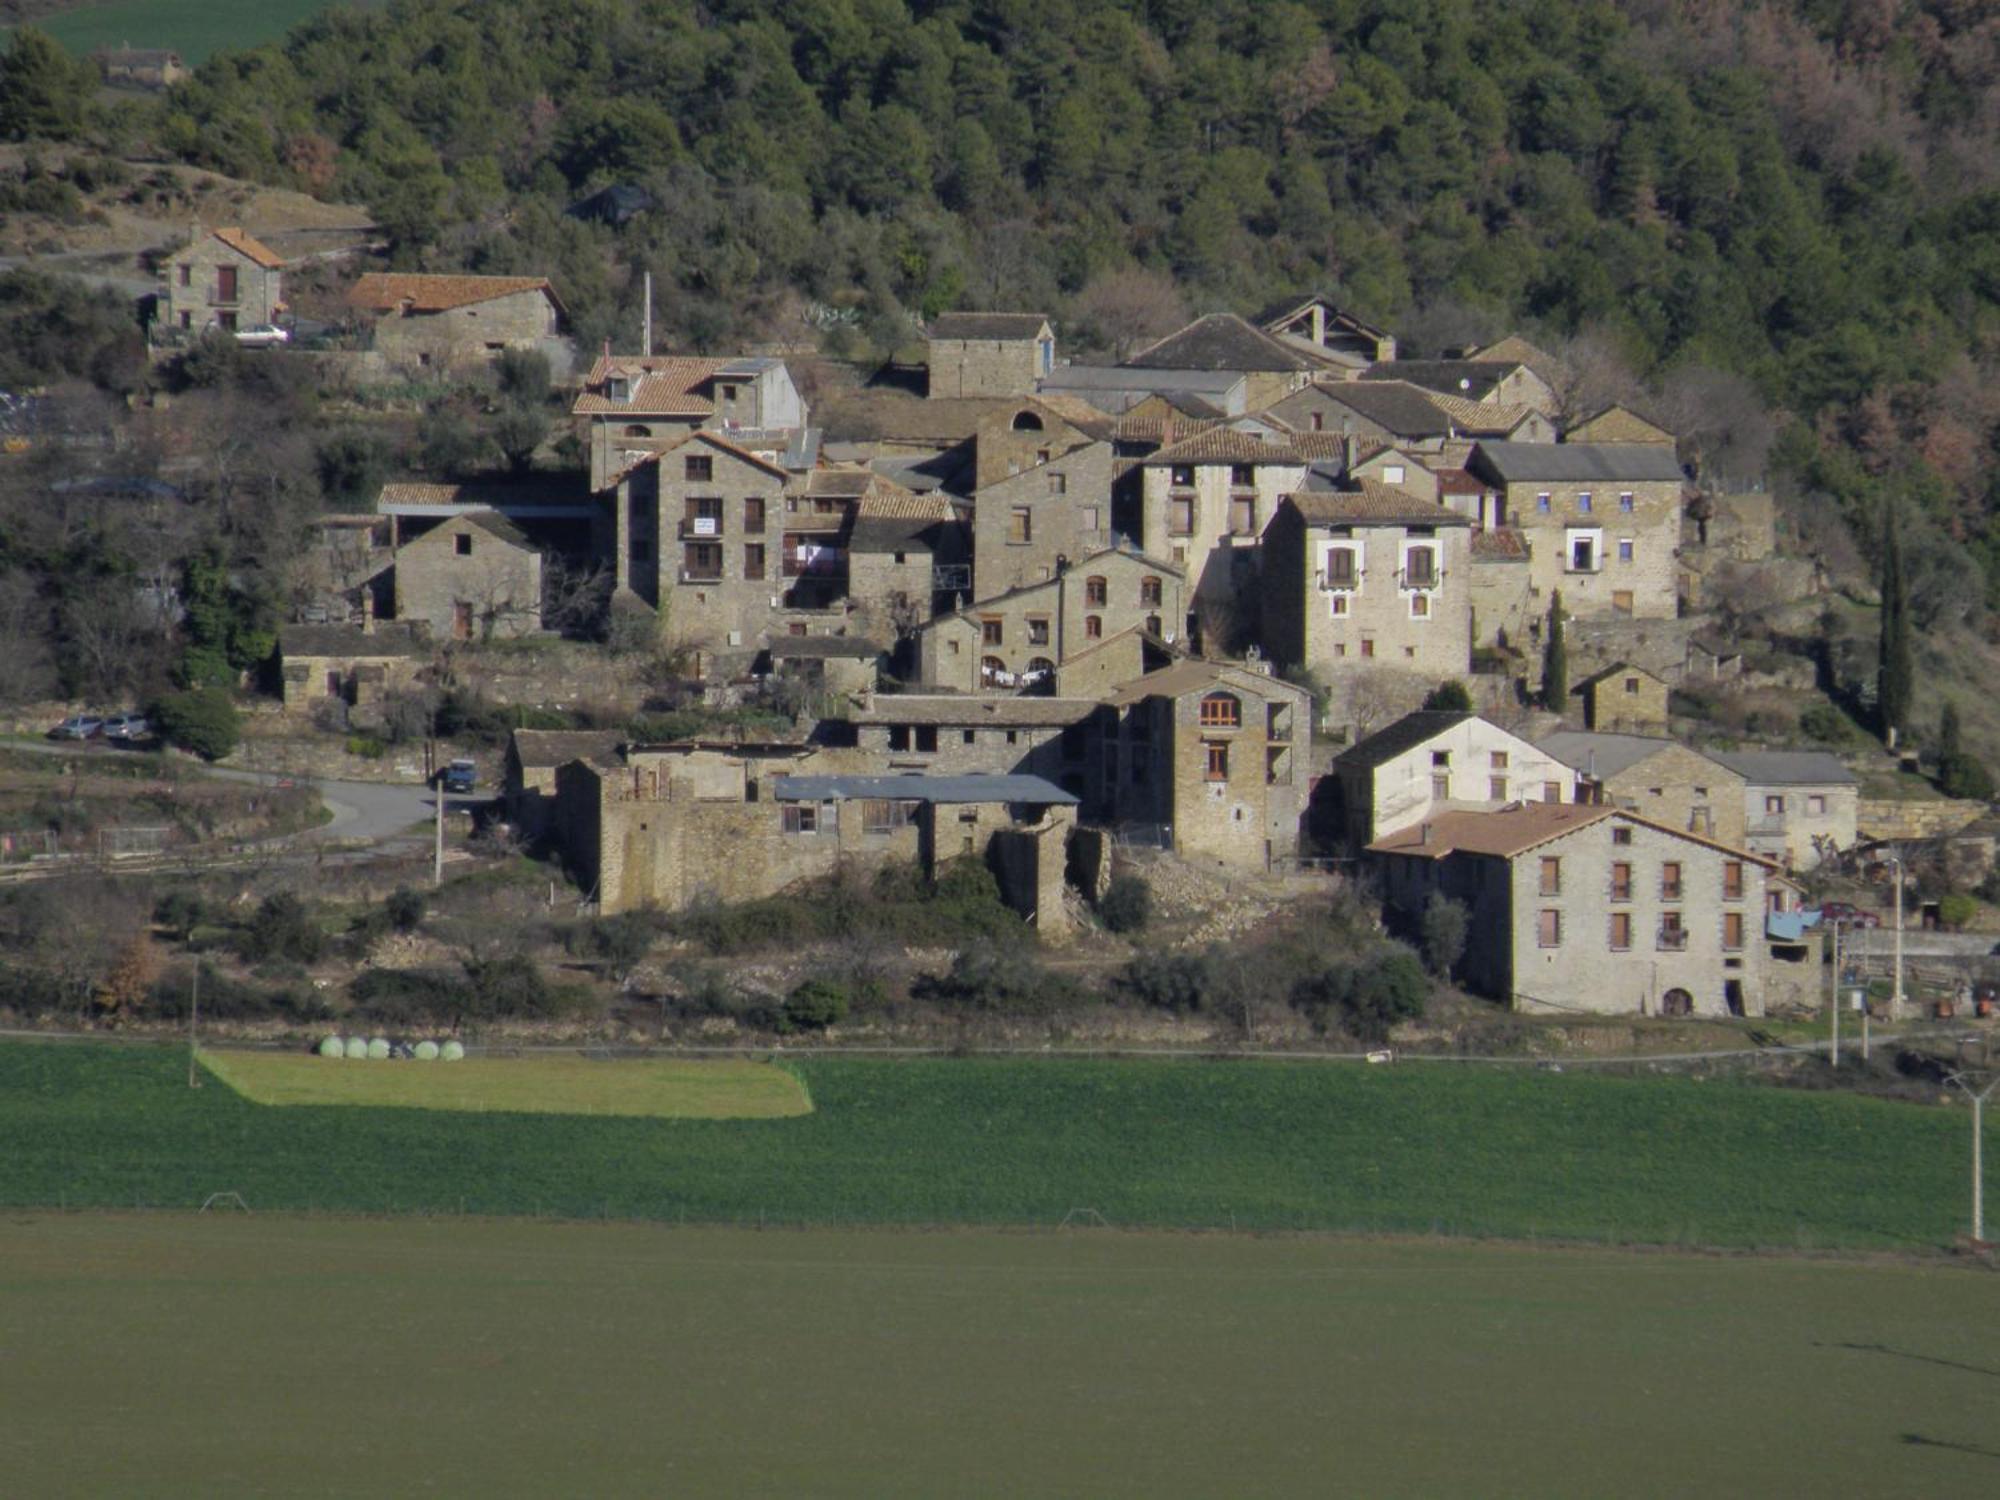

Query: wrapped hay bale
[343,1037,369,1060]
[318,1036,345,1059]
[413,1040,440,1061]
[440,1040,465,1062]
[366,1037,390,1060]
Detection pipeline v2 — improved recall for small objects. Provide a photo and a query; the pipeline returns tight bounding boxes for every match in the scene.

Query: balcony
[1656,927,1687,952]
[678,569,723,584]
[679,517,723,539]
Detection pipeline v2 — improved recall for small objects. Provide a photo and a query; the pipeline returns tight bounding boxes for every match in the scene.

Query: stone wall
[928,337,1042,399]
[162,236,281,332]
[395,517,543,641]
[371,291,562,371]
[446,641,653,714]
[971,443,1116,599]
[1856,797,1990,841]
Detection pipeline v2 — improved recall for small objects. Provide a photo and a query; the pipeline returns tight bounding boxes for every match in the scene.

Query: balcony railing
[678,569,723,584]
[1656,928,1687,952]
[681,516,721,538]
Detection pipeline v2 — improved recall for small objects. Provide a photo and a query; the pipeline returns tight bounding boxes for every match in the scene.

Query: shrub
[385,887,426,932]
[152,890,207,944]
[1422,680,1473,712]
[152,689,240,760]
[1937,891,1978,931]
[344,735,387,759]
[1098,874,1152,934]
[1118,949,1210,1013]
[235,893,324,964]
[1940,753,1994,802]
[1292,947,1430,1042]
[914,942,1077,1015]
[781,978,848,1032]
[1798,702,1856,745]
[1420,896,1469,977]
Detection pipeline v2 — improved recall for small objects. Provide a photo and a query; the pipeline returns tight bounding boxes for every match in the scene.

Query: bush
[1097,874,1152,934]
[1939,753,1995,802]
[1420,896,1469,977]
[1292,947,1430,1042]
[152,688,240,760]
[385,886,426,932]
[344,734,387,759]
[1422,680,1473,712]
[1798,702,1856,745]
[781,978,848,1032]
[914,942,1077,1015]
[235,892,324,964]
[1937,892,1978,931]
[1118,949,1210,1013]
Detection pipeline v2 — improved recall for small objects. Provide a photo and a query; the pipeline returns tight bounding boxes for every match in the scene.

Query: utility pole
[187,962,201,1089]
[1828,919,1841,1068]
[1888,854,1906,1021]
[642,270,652,358]
[433,773,445,889]
[1945,1071,1999,1245]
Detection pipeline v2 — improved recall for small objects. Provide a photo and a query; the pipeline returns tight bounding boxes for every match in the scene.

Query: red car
[1819,902,1881,928]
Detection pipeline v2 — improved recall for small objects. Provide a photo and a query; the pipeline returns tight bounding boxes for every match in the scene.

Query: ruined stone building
[346,274,566,373]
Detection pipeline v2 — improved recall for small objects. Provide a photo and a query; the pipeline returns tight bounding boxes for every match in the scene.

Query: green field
[5,1039,1996,1249]
[9,0,354,65]
[4,1212,1997,1497]
[198,1048,813,1119]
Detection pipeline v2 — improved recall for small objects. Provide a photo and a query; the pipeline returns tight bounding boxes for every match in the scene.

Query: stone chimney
[359,589,375,635]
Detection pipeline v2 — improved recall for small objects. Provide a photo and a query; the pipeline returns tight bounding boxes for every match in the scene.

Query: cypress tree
[1878,508,1912,743]
[1939,700,1962,766]
[1541,591,1567,713]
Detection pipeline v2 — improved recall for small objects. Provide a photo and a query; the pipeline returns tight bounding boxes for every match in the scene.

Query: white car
[232,324,291,348]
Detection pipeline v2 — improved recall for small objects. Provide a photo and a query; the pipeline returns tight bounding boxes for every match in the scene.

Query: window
[1543,781,1561,802]
[1765,795,1786,816]
[1611,590,1635,616]
[1609,912,1631,951]
[1199,693,1241,729]
[1723,861,1745,900]
[744,543,766,580]
[862,799,916,834]
[1311,412,1324,430]
[1658,913,1686,951]
[215,265,237,301]
[1085,576,1108,606]
[1229,464,1255,488]
[1617,540,1634,563]
[1081,505,1100,531]
[682,542,722,580]
[1169,497,1194,535]
[1011,410,1044,432]
[1047,472,1067,496]
[1360,639,1375,658]
[1432,751,1450,767]
[1490,751,1509,770]
[1577,491,1593,514]
[1489,778,1508,800]
[1624,676,1641,696]
[744,497,765,534]
[1229,496,1255,534]
[1807,794,1827,816]
[1325,547,1357,588]
[1539,856,1562,896]
[687,496,722,535]
[1536,492,1552,513]
[1661,862,1683,901]
[1205,741,1229,781]
[685,455,713,482]
[782,804,818,835]
[720,384,738,401]
[177,264,191,287]
[1538,909,1562,948]
[1723,911,1745,950]
[623,424,651,439]
[1431,773,1450,801]
[1568,531,1598,572]
[1026,617,1050,646]
[1084,615,1102,639]
[1405,546,1437,588]
[1384,464,1405,484]
[1610,862,1633,901]
[1009,507,1032,544]
[981,618,1003,646]
[1140,576,1162,606]
[1330,595,1350,617]
[1411,594,1431,619]
[1619,492,1634,513]
[454,532,472,556]
[1171,465,1195,488]
[1612,826,1632,845]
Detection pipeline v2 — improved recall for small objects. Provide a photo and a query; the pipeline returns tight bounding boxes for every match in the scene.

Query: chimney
[1419,822,1432,846]
[360,590,375,635]
[1343,434,1357,474]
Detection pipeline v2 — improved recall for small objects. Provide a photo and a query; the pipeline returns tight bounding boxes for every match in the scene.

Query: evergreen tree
[1541,592,1567,713]
[1878,508,1913,743]
[1939,700,1962,765]
[1423,680,1472,712]
[0,28,90,142]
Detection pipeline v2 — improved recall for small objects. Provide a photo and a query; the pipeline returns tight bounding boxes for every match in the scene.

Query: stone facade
[276,623,427,711]
[1467,442,1687,622]
[1138,431,1307,627]
[971,397,1115,490]
[925,314,1054,399]
[1540,732,1747,847]
[1333,711,1579,846]
[1577,662,1670,733]
[575,354,808,493]
[1712,751,1860,870]
[161,227,283,334]
[846,696,1098,786]
[1051,627,1173,698]
[917,548,1184,692]
[1372,805,1788,1016]
[1262,487,1472,687]
[348,275,564,373]
[1095,660,1311,869]
[1468,528,1533,649]
[505,728,622,842]
[393,512,543,641]
[971,441,1117,599]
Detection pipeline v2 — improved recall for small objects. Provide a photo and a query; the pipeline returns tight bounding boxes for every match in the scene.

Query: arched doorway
[1660,988,1693,1018]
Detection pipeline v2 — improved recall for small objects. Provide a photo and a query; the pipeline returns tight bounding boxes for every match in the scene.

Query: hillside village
[104,227,1990,1034]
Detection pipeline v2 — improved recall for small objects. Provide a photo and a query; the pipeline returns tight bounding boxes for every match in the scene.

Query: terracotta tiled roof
[1427,393,1538,434]
[571,357,722,417]
[854,480,954,521]
[1470,526,1529,560]
[1143,427,1303,465]
[1288,432,1351,461]
[1101,658,1298,709]
[1368,805,1615,859]
[1432,467,1486,494]
[1568,405,1675,445]
[1289,481,1470,527]
[348,273,560,314]
[212,227,284,269]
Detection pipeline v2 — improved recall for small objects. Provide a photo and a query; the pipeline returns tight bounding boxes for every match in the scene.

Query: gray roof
[1124,314,1317,372]
[851,696,1099,727]
[1334,711,1474,770]
[928,313,1050,341]
[1363,360,1510,399]
[764,636,883,660]
[509,729,622,770]
[1709,750,1858,786]
[1471,442,1686,485]
[1303,380,1452,437]
[848,514,944,553]
[1537,731,1708,781]
[1040,366,1246,396]
[771,774,1079,805]
[278,623,426,659]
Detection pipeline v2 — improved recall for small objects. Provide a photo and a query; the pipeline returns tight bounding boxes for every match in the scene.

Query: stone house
[917,547,1185,692]
[1468,526,1534,650]
[1538,731,1746,847]
[1349,445,1442,502]
[1331,711,1580,846]
[971,396,1119,490]
[971,440,1117,599]
[1051,626,1176,698]
[574,353,809,492]
[1363,359,1557,417]
[759,635,882,697]
[1121,314,1323,409]
[926,313,1055,399]
[1465,442,1687,621]
[1369,804,1790,1017]
[347,274,566,373]
[1261,485,1473,687]
[1137,428,1308,627]
[276,623,427,711]
[845,696,1100,787]
[392,511,543,641]
[1568,405,1675,445]
[845,487,968,642]
[1093,659,1311,869]
[1709,750,1859,870]
[1263,380,1452,452]
[504,729,622,842]
[1574,662,1670,733]
[160,227,284,334]
[100,47,188,88]
[1252,294,1396,368]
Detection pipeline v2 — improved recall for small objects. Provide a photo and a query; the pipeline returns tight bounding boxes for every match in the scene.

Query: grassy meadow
[3,1039,1995,1249]
[6,1212,1999,1498]
[197,1048,813,1118]
[13,0,355,64]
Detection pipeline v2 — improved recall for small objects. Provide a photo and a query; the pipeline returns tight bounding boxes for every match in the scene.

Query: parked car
[49,714,104,740]
[1819,902,1881,928]
[233,324,291,348]
[102,712,151,744]
[442,759,478,794]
